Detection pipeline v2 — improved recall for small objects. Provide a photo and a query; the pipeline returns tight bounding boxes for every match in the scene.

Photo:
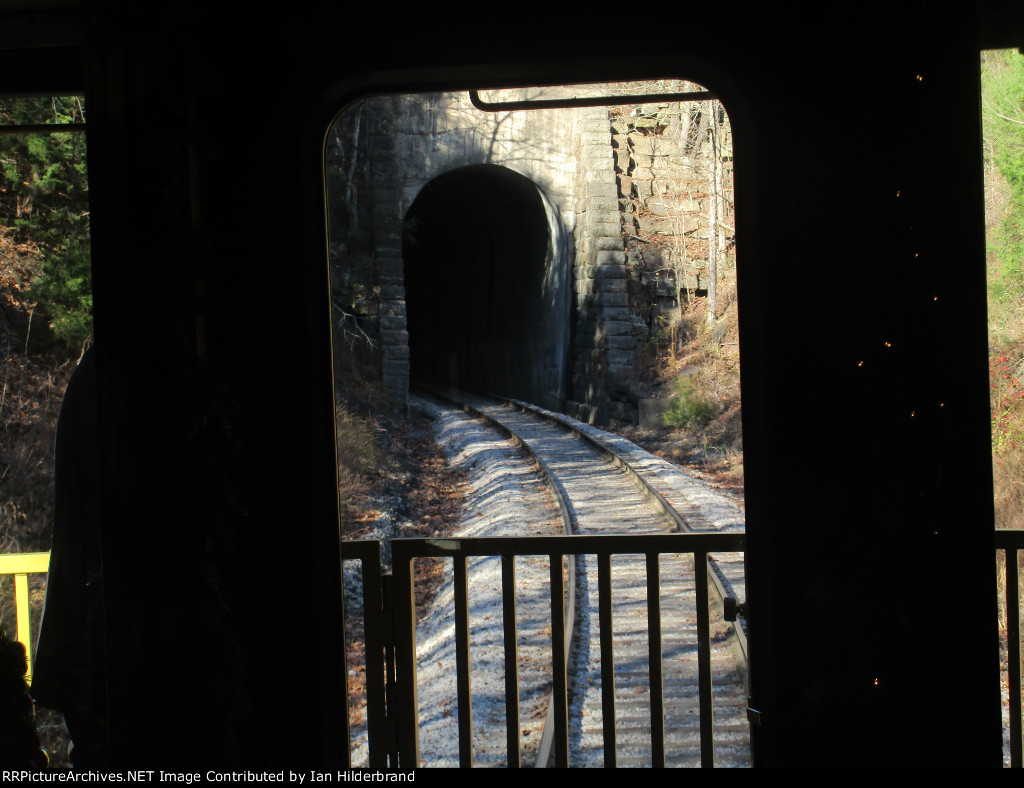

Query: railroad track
[405,386,749,768]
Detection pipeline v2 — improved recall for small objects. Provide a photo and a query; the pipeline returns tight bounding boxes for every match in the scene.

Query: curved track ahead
[414,387,749,768]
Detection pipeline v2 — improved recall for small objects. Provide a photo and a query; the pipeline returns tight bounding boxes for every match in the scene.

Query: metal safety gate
[340,532,747,768]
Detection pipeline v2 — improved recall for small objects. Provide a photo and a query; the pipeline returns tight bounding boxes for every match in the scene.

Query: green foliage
[28,243,93,346]
[982,52,1024,301]
[664,375,717,430]
[983,52,1024,194]
[0,97,92,347]
[0,98,89,247]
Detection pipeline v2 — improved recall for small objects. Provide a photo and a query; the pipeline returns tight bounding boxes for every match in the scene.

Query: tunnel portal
[403,164,572,409]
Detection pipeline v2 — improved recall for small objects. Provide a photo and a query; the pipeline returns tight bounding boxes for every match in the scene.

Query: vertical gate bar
[454,555,474,767]
[392,546,420,769]
[599,552,616,767]
[339,556,350,770]
[646,553,665,767]
[1009,548,1022,769]
[14,573,32,684]
[695,551,715,768]
[502,553,521,768]
[550,553,569,767]
[360,548,388,768]
[382,573,399,768]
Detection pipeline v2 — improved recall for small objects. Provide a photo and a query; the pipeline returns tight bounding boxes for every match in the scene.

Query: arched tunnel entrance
[404,164,572,409]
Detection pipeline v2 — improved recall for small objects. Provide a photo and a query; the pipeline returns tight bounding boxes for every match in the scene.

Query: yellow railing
[0,552,51,685]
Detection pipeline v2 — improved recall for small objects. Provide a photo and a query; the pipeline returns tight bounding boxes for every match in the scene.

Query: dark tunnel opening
[404,164,572,408]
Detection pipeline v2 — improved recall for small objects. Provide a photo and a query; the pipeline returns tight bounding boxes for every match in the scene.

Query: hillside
[0,244,78,766]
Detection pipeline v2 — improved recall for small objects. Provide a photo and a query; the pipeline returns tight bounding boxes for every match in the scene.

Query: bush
[336,403,388,519]
[664,375,717,429]
[28,242,92,348]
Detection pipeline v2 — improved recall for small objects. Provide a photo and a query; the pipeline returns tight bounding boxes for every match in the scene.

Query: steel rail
[417,385,747,765]
[499,395,747,661]
[411,384,579,768]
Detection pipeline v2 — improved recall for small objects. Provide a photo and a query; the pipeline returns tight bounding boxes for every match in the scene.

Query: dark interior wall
[731,14,998,766]
[0,1,1010,767]
[76,14,348,765]
[404,164,572,408]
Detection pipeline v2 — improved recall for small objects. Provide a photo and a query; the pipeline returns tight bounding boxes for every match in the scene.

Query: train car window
[325,81,745,767]
[0,95,90,767]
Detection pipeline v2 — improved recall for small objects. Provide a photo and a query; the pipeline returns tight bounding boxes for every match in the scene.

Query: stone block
[377,256,404,275]
[379,328,409,345]
[602,292,629,308]
[630,136,656,155]
[589,221,621,237]
[382,359,410,377]
[586,210,621,228]
[586,196,620,212]
[381,343,410,360]
[601,306,630,321]
[595,250,626,266]
[579,131,612,145]
[581,144,613,160]
[648,213,702,235]
[379,285,406,300]
[582,154,615,172]
[379,315,406,331]
[383,383,408,405]
[607,400,637,423]
[606,335,636,350]
[595,278,627,293]
[630,114,663,127]
[665,153,696,170]
[646,197,681,216]
[604,320,632,337]
[380,301,406,317]
[584,181,619,199]
[594,265,626,280]
[639,398,673,429]
[567,401,601,425]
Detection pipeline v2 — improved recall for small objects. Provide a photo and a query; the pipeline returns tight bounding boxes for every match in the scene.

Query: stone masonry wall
[564,107,631,425]
[614,101,735,372]
[361,91,582,405]
[327,89,733,424]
